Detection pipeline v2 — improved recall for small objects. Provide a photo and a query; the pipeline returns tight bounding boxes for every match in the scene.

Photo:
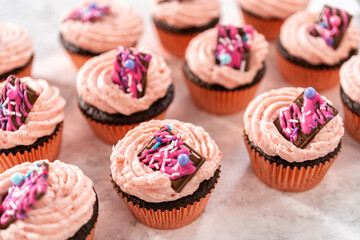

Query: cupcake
[0,75,65,172]
[243,87,344,192]
[77,46,173,145]
[0,160,98,240]
[340,55,360,142]
[183,25,268,114]
[110,119,222,229]
[151,0,220,58]
[237,0,310,41]
[0,23,33,81]
[277,7,360,91]
[60,0,143,69]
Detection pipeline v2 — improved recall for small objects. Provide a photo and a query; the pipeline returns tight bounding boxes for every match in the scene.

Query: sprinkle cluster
[309,6,350,49]
[138,125,196,180]
[0,162,49,229]
[279,87,335,143]
[112,47,152,98]
[215,25,254,71]
[66,2,109,22]
[0,75,39,131]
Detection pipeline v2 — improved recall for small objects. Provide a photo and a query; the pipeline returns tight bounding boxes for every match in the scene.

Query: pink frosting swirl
[0,23,33,75]
[237,0,310,19]
[77,49,171,115]
[0,160,96,240]
[243,87,344,162]
[280,11,360,65]
[340,55,360,103]
[110,119,222,203]
[60,0,143,53]
[185,28,269,89]
[0,77,66,149]
[151,0,220,28]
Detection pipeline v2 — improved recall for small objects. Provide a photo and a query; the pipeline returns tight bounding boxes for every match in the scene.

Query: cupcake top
[185,25,268,89]
[280,10,360,65]
[340,55,360,103]
[0,23,33,75]
[237,0,309,19]
[110,119,222,203]
[0,160,96,240]
[60,0,143,53]
[151,0,220,29]
[0,76,66,149]
[244,87,344,162]
[77,47,171,115]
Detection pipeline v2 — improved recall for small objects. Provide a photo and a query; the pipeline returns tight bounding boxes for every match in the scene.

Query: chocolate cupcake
[0,160,98,240]
[236,0,310,41]
[0,76,65,172]
[277,7,359,90]
[243,87,344,192]
[60,0,143,69]
[0,23,33,81]
[340,55,360,142]
[110,119,222,229]
[151,0,220,57]
[183,24,268,114]
[77,47,174,145]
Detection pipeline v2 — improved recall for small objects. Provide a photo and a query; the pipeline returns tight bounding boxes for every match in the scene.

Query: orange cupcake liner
[86,222,97,240]
[65,50,94,70]
[243,133,340,192]
[1,58,34,82]
[241,8,284,41]
[342,103,360,142]
[82,111,167,145]
[184,73,261,115]
[0,123,63,173]
[154,25,199,58]
[276,51,340,91]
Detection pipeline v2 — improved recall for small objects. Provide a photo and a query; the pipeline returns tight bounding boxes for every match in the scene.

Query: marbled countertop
[1,0,360,239]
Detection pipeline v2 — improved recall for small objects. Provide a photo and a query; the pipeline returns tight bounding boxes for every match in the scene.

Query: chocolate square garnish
[0,75,39,131]
[138,126,206,193]
[215,25,253,71]
[310,5,352,49]
[273,89,339,149]
[112,48,151,98]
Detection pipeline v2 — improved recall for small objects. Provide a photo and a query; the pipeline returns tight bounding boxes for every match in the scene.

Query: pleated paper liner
[82,111,167,145]
[240,7,283,41]
[65,51,94,70]
[183,62,265,115]
[111,168,220,229]
[0,55,34,82]
[0,122,63,173]
[243,132,341,192]
[342,103,360,142]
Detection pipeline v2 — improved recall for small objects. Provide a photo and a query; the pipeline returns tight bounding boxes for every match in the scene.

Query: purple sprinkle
[168,163,173,167]
[309,124,316,129]
[290,127,299,139]
[18,91,23,99]
[326,115,334,119]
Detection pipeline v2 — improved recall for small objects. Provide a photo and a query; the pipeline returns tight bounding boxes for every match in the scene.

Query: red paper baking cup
[243,133,340,192]
[342,103,360,142]
[0,123,63,173]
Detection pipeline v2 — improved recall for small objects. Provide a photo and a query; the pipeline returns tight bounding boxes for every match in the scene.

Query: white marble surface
[1,0,360,239]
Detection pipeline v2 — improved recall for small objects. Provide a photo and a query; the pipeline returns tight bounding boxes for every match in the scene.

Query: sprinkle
[173,163,179,171]
[171,173,180,177]
[169,147,178,153]
[165,135,172,138]
[290,127,299,139]
[154,163,160,169]
[192,152,200,159]
[161,161,166,172]
[137,84,142,92]
[164,158,171,162]
[282,107,290,111]
[6,210,14,216]
[240,60,246,72]
[155,137,162,143]
[305,110,312,115]
[289,119,298,123]
[10,201,17,210]
[309,124,316,129]
[162,173,171,178]
[149,158,155,165]
[326,115,334,118]
[164,150,168,158]
[286,129,292,134]
[152,142,161,149]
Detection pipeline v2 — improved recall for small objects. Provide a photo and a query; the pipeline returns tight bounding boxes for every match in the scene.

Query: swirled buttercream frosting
[340,55,360,103]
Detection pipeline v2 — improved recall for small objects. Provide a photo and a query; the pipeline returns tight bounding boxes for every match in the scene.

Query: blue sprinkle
[320,22,328,27]
[304,87,316,99]
[314,119,317,122]
[155,137,162,143]
[122,78,127,83]
[243,35,247,41]
[152,142,161,150]
[166,125,173,131]
[11,172,24,186]
[178,154,190,166]
[219,53,232,65]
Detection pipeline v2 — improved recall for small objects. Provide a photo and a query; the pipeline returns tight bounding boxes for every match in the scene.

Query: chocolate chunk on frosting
[215,24,254,71]
[111,47,152,98]
[309,5,352,49]
[273,87,339,149]
[138,125,205,193]
[0,75,39,131]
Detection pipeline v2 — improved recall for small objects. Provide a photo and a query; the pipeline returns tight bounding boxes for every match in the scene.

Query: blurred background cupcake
[59,0,143,69]
[236,0,310,41]
[110,119,222,229]
[340,55,360,142]
[77,46,174,145]
[277,7,360,90]
[183,24,268,114]
[0,160,98,239]
[0,23,33,81]
[151,0,220,58]
[243,87,344,192]
[0,76,65,172]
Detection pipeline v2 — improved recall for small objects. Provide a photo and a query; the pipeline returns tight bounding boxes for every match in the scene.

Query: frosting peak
[340,55,360,103]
